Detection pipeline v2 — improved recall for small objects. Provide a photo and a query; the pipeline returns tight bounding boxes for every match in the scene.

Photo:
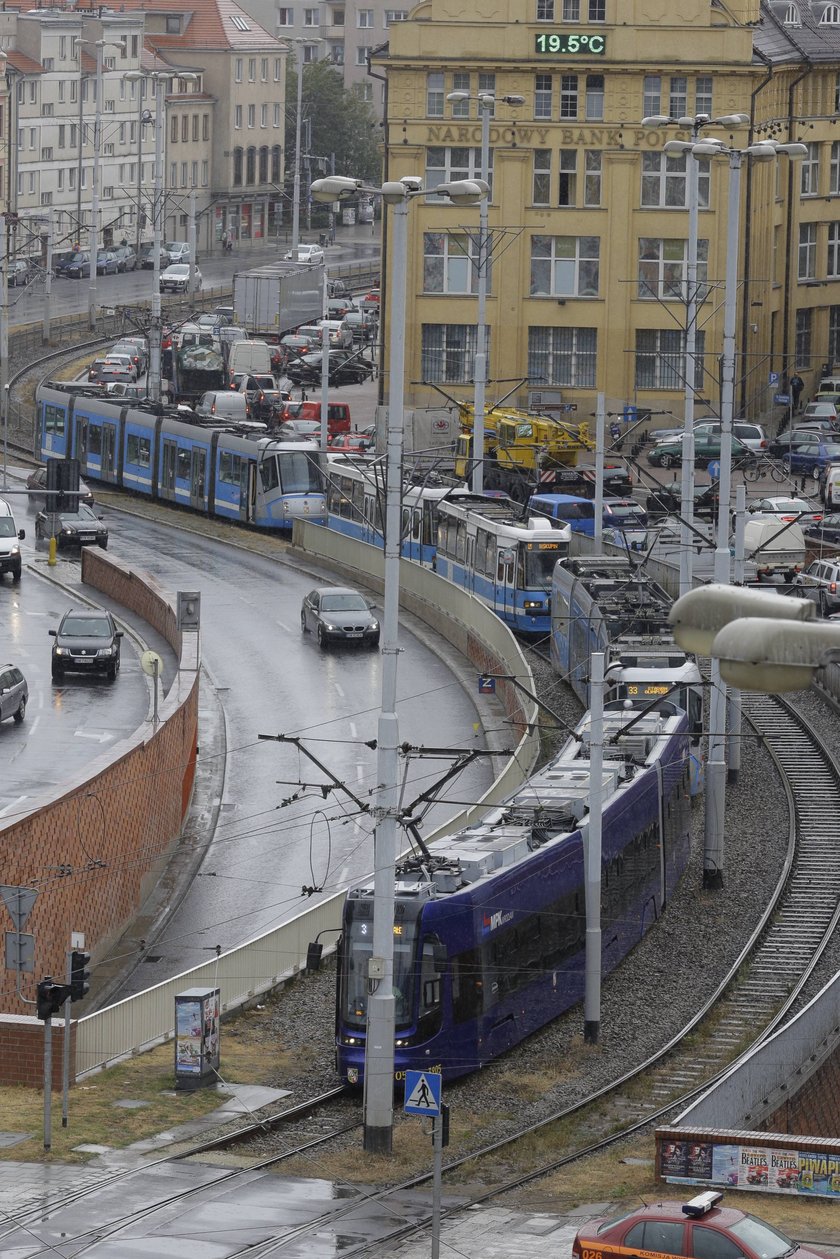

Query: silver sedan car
[300,587,380,649]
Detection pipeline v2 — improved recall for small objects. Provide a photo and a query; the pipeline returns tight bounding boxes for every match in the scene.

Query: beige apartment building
[375,0,840,423]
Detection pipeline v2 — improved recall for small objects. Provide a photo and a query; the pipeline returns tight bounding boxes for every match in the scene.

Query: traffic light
[36,980,71,1021]
[69,949,91,1002]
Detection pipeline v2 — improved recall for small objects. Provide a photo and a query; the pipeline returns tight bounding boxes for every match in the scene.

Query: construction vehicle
[454,403,600,500]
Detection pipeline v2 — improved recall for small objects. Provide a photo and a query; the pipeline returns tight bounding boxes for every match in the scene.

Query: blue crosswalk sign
[404,1069,441,1116]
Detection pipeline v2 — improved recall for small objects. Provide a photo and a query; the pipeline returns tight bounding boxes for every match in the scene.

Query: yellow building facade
[375,0,840,426]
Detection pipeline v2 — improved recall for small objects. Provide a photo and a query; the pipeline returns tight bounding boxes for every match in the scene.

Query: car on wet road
[0,664,27,724]
[35,504,108,550]
[300,586,380,649]
[50,608,123,681]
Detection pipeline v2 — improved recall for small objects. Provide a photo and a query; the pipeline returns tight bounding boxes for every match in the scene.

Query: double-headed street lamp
[311,171,486,1156]
[642,112,750,598]
[444,90,524,493]
[661,134,806,888]
[124,68,197,402]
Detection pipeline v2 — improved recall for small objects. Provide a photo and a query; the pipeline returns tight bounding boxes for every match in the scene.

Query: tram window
[412,508,421,542]
[691,1227,745,1259]
[451,947,483,1023]
[455,521,466,563]
[45,403,65,435]
[420,939,442,1014]
[260,455,279,492]
[279,450,323,494]
[86,423,101,455]
[401,506,410,537]
[176,448,191,481]
[219,452,242,485]
[127,433,151,468]
[352,480,365,516]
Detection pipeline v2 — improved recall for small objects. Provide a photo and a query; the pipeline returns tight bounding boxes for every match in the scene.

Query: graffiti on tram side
[658,1133,840,1198]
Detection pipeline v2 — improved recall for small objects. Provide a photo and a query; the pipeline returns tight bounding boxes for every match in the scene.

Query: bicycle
[742,453,788,483]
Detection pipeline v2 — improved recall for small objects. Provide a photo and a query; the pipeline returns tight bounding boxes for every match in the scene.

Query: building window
[261,57,268,81]
[585,75,604,121]
[783,4,801,24]
[831,141,840,194]
[58,125,65,148]
[425,146,492,196]
[259,146,268,182]
[329,43,344,64]
[560,75,578,119]
[170,162,177,187]
[356,46,371,65]
[641,151,710,207]
[202,159,209,186]
[635,329,706,389]
[166,15,181,32]
[248,104,255,128]
[536,0,554,17]
[203,114,210,140]
[427,72,444,117]
[274,103,281,125]
[331,6,344,21]
[248,58,256,81]
[385,11,408,24]
[828,223,840,277]
[423,232,482,293]
[233,147,243,185]
[562,0,580,16]
[246,146,256,184]
[271,145,281,181]
[799,222,817,279]
[530,235,600,297]
[643,75,661,117]
[421,324,479,382]
[235,58,243,82]
[528,326,597,387]
[261,103,268,126]
[303,44,318,62]
[669,76,687,118]
[451,72,470,117]
[801,143,820,196]
[696,75,713,115]
[589,0,606,18]
[533,149,551,204]
[278,8,294,23]
[358,8,374,24]
[274,58,282,80]
[638,238,709,300]
[829,305,840,363]
[181,115,189,142]
[796,307,812,363]
[478,72,495,102]
[535,74,552,119]
[835,73,840,113]
[235,105,242,128]
[59,81,66,104]
[559,149,577,206]
[304,8,320,23]
[180,161,188,186]
[584,150,602,207]
[820,3,840,22]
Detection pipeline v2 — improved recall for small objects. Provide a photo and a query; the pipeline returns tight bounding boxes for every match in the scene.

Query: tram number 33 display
[534,32,606,54]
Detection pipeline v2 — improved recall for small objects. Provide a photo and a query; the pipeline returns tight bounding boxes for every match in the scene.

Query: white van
[743,517,805,582]
[0,500,25,582]
[227,339,272,377]
[822,462,840,509]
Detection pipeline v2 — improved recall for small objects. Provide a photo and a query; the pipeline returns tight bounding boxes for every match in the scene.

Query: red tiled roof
[80,51,97,74]
[5,50,44,75]
[120,0,281,51]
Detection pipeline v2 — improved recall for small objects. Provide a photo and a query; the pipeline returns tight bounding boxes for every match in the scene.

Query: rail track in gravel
[17,689,832,1259]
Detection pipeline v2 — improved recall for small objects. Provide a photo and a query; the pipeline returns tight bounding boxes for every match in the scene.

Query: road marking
[334,682,345,698]
[74,730,114,743]
[349,721,357,737]
[27,716,40,735]
[338,864,349,883]
[276,620,289,632]
[0,795,28,817]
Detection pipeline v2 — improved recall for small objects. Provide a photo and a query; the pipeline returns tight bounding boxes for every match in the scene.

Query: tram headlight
[523,599,543,611]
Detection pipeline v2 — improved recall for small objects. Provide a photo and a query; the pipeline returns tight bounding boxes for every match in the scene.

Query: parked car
[35,503,108,550]
[284,349,375,387]
[276,419,322,440]
[341,310,377,344]
[328,432,375,453]
[0,664,27,724]
[164,241,192,264]
[572,1190,833,1259]
[53,250,79,277]
[747,495,823,526]
[194,390,250,422]
[300,586,380,649]
[0,500,24,582]
[802,512,840,546]
[602,497,649,549]
[7,259,33,287]
[49,608,123,681]
[64,251,91,279]
[96,251,120,275]
[26,466,94,506]
[693,420,767,452]
[781,439,840,480]
[647,432,754,469]
[138,243,168,270]
[646,481,719,519]
[319,318,354,349]
[791,556,840,615]
[160,263,202,293]
[768,427,836,458]
[284,243,324,265]
[802,400,840,422]
[112,245,137,272]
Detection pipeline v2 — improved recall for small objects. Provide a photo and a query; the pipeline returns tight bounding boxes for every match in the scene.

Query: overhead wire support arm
[482,673,581,739]
[258,732,371,814]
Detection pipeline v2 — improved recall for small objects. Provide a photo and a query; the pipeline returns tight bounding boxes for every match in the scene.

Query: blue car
[783,439,840,481]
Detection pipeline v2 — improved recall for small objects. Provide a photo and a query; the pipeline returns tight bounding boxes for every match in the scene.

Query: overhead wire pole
[289,38,320,256]
[88,39,103,331]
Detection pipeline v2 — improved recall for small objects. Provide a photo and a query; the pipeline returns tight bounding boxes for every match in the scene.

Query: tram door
[465,534,475,594]
[496,546,515,622]
[75,418,88,467]
[100,423,116,483]
[161,441,177,496]
[245,462,256,523]
[190,448,207,507]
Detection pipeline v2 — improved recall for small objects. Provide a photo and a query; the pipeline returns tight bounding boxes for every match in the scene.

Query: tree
[286,61,382,189]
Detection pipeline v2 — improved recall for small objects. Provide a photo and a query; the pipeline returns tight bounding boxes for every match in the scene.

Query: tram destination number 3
[534,31,606,54]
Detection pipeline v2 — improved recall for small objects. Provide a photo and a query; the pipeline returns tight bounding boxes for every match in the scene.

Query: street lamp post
[671,136,806,888]
[445,90,523,493]
[311,172,486,1156]
[642,112,749,598]
[124,69,197,402]
[288,39,321,258]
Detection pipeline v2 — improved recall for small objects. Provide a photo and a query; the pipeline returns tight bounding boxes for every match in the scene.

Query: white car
[164,241,191,264]
[284,244,325,265]
[102,353,138,382]
[160,264,202,293]
[747,496,824,527]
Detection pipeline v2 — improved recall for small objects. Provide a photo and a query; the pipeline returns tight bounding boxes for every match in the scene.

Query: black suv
[49,609,123,681]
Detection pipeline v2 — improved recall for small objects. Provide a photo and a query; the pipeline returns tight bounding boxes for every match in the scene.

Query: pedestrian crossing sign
[404,1069,441,1116]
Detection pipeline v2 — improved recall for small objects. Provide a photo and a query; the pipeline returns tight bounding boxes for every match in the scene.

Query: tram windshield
[341,908,419,1031]
[277,451,324,495]
[524,542,565,587]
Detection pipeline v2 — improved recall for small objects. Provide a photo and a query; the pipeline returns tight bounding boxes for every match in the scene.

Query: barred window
[530,235,600,297]
[422,324,480,382]
[635,329,706,390]
[536,0,554,15]
[528,326,597,387]
[829,305,840,363]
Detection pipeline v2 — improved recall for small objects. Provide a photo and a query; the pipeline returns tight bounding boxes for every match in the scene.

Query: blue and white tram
[36,382,326,530]
[434,495,571,635]
[336,704,692,1086]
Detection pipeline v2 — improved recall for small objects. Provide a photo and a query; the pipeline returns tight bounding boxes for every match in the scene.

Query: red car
[329,433,374,453]
[572,1191,832,1259]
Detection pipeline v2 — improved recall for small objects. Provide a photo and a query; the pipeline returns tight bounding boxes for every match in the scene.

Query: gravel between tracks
[227,648,808,1183]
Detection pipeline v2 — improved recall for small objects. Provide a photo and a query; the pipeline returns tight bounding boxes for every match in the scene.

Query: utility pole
[88,39,103,331]
[0,212,9,491]
[43,206,53,343]
[188,186,197,295]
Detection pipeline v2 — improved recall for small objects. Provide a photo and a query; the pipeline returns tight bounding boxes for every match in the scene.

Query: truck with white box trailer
[233,263,323,337]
